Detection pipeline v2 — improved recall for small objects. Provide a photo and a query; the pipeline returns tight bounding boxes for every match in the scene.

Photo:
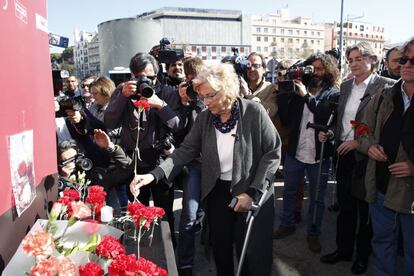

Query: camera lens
[139,83,154,98]
[77,158,93,171]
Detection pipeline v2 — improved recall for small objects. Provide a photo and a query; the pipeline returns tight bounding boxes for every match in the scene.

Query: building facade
[73,30,97,79]
[137,7,251,60]
[250,9,325,59]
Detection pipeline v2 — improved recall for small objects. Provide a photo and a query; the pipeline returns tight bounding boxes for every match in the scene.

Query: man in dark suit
[320,42,396,275]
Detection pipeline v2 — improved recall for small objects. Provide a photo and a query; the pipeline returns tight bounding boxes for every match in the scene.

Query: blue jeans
[177,160,202,268]
[370,192,414,276]
[280,154,329,236]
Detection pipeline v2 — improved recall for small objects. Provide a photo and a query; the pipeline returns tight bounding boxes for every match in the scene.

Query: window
[281,38,285,42]
[257,36,261,42]
[256,27,261,33]
[296,48,300,52]
[264,27,268,33]
[281,29,285,34]
[288,29,293,35]
[360,25,364,31]
[257,46,261,52]
[272,19,277,24]
[264,47,268,52]
[311,40,314,44]
[296,38,300,43]
[296,30,300,35]
[304,30,308,35]
[311,31,315,36]
[317,31,321,36]
[264,36,268,42]
[212,46,216,52]
[288,38,293,43]
[272,28,276,33]
[273,37,276,42]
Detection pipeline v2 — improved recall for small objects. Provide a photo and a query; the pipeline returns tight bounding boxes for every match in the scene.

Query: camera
[278,61,314,95]
[59,153,93,171]
[56,95,84,111]
[156,38,184,64]
[153,134,174,153]
[185,79,204,112]
[130,75,155,99]
[185,79,197,100]
[221,47,249,77]
[281,65,314,80]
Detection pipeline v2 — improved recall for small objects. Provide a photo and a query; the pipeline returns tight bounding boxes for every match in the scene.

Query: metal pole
[338,0,345,78]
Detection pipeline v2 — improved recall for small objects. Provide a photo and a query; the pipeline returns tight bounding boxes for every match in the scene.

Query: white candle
[100,206,113,223]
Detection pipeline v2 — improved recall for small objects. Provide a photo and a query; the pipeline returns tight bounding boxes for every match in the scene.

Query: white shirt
[296,103,316,164]
[215,123,237,181]
[55,117,72,144]
[340,75,373,141]
[401,81,412,112]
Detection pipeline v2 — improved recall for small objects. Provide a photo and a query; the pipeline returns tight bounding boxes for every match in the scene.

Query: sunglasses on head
[399,56,414,65]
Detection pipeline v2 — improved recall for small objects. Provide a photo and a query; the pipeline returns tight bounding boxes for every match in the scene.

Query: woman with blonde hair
[131,63,281,276]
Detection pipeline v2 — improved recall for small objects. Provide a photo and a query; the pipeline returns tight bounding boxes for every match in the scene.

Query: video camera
[221,47,249,77]
[56,95,84,111]
[155,38,184,64]
[59,153,93,172]
[278,61,314,95]
[129,75,155,100]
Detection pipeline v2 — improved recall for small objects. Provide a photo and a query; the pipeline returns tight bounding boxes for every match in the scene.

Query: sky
[48,0,412,53]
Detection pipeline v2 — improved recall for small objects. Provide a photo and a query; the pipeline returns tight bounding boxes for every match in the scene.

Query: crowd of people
[54,37,414,276]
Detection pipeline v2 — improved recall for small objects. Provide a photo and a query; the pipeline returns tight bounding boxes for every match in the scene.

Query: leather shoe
[320,250,352,264]
[351,258,368,275]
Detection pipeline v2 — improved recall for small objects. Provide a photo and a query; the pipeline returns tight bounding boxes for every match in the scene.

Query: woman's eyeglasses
[199,91,218,102]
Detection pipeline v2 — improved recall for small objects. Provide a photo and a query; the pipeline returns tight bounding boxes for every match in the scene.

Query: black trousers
[335,150,372,259]
[207,180,273,276]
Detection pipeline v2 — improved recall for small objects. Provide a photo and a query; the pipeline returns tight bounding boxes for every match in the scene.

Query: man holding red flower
[319,42,395,274]
[358,37,414,276]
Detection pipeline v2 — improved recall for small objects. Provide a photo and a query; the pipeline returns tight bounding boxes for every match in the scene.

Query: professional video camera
[155,38,184,64]
[278,61,314,95]
[129,75,155,100]
[221,47,249,77]
[153,134,174,153]
[325,48,341,61]
[56,95,84,111]
[59,153,93,172]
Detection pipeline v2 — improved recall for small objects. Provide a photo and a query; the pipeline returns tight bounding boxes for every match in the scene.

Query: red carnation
[137,257,168,276]
[63,189,80,201]
[79,262,104,276]
[127,202,146,217]
[133,99,150,112]
[96,235,126,260]
[108,254,140,276]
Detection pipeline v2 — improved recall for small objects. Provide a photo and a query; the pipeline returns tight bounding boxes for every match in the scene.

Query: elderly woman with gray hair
[131,63,281,275]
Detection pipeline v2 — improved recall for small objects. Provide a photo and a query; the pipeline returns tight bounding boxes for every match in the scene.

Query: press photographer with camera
[104,52,185,239]
[274,53,340,253]
[174,56,205,276]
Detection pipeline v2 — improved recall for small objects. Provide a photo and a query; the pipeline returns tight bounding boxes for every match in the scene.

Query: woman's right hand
[368,144,388,162]
[129,174,155,196]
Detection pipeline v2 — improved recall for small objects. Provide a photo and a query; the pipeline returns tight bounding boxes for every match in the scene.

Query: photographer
[175,56,205,276]
[274,53,340,253]
[104,52,185,238]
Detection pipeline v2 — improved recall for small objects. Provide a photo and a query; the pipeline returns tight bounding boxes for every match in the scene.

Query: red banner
[0,0,57,215]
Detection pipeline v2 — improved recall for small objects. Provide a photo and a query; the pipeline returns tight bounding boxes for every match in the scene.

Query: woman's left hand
[233,193,253,212]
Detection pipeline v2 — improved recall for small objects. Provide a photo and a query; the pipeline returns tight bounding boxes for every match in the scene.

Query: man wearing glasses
[104,53,185,240]
[357,38,414,276]
[320,42,395,274]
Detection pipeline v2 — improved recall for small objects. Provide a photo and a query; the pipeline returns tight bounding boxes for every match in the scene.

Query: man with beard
[319,42,395,274]
[381,47,403,80]
[166,59,186,87]
[274,53,340,253]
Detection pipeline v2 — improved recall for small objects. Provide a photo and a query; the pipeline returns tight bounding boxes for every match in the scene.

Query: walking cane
[306,108,336,226]
[229,174,274,276]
